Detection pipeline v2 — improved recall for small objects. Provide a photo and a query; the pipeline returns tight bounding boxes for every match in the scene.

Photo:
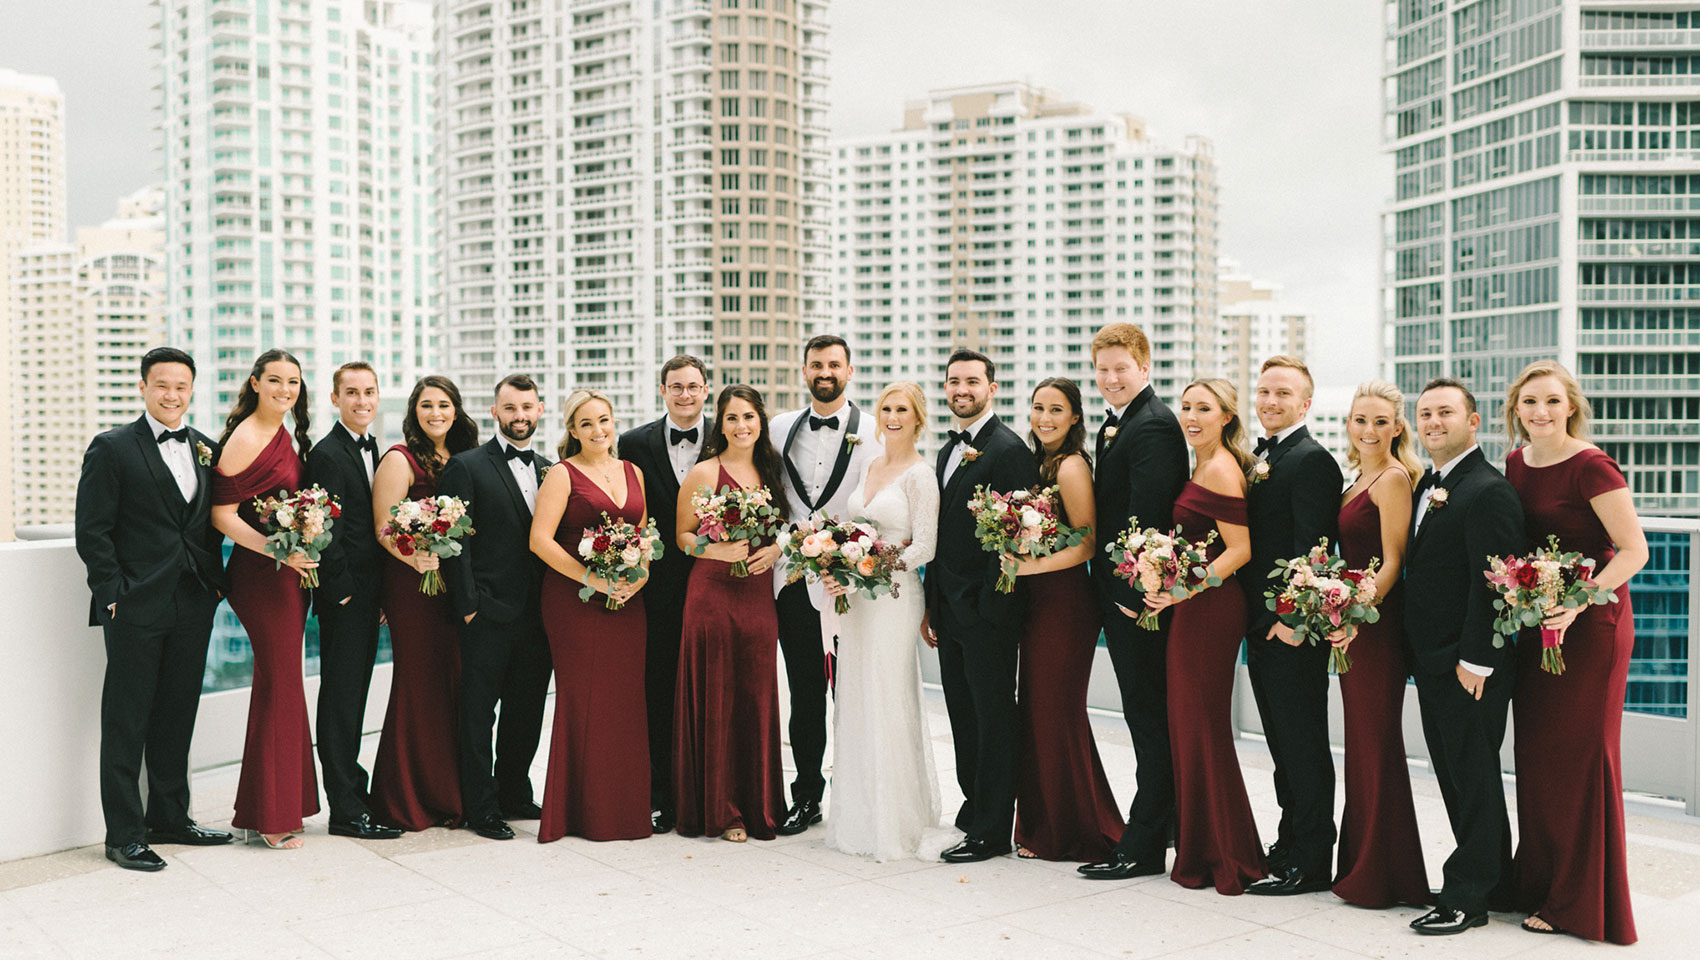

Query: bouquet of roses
[1484,534,1617,675]
[783,513,907,614]
[381,495,475,596]
[1106,518,1221,630]
[1264,537,1381,674]
[251,484,340,589]
[690,483,782,577]
[577,512,664,610]
[968,484,1090,593]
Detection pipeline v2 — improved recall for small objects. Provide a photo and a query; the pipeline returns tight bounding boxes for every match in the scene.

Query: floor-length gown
[1332,478,1428,907]
[1167,481,1265,895]
[370,445,462,831]
[824,460,942,860]
[212,424,320,835]
[1507,446,1637,944]
[672,465,784,839]
[538,461,653,842]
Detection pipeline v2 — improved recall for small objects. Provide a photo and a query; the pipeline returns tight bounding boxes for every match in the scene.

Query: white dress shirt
[145,411,198,501]
[1257,420,1308,461]
[498,436,539,514]
[943,407,998,488]
[789,401,851,502]
[1414,443,1493,677]
[339,419,376,487]
[665,415,708,485]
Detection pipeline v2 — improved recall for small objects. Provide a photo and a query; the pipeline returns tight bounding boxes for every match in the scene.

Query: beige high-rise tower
[0,69,68,541]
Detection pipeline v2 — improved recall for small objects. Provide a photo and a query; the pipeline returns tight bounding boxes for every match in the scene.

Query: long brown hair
[403,375,478,480]
[1181,378,1256,477]
[220,348,312,453]
[701,384,790,522]
[1027,377,1091,484]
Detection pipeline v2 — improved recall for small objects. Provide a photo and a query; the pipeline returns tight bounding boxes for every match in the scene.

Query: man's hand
[919,609,937,648]
[463,612,477,625]
[1268,622,1301,647]
[108,603,117,620]
[1455,662,1486,701]
[339,596,352,606]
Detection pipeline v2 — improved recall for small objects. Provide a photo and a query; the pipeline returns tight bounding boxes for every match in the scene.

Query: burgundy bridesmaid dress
[1506,446,1637,945]
[1166,481,1265,895]
[212,425,320,835]
[537,460,653,842]
[1014,561,1124,862]
[672,465,784,840]
[1331,476,1428,907]
[369,445,463,831]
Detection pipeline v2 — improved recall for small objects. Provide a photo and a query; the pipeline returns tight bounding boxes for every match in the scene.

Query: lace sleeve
[900,464,939,569]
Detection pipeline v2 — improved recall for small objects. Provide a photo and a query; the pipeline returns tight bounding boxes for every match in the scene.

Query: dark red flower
[724,505,742,525]
[395,534,414,556]
[593,534,613,553]
[330,503,342,518]
[1275,597,1296,615]
[1341,570,1363,584]
[1515,564,1540,589]
[432,517,451,533]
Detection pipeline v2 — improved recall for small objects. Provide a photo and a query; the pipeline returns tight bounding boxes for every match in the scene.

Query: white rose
[841,540,865,562]
[578,537,596,556]
[621,545,643,566]
[275,505,295,527]
[1020,507,1044,528]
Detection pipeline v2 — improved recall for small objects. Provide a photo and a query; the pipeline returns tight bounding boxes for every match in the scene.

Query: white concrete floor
[3,689,1698,959]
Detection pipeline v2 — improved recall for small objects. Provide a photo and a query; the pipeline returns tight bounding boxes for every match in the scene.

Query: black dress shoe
[105,842,167,871]
[1246,865,1332,896]
[651,809,676,834]
[1077,852,1165,880]
[1410,906,1488,935]
[145,821,234,846]
[328,813,405,840]
[940,837,1012,863]
[499,800,543,821]
[774,800,822,836]
[1264,840,1290,873]
[468,814,515,840]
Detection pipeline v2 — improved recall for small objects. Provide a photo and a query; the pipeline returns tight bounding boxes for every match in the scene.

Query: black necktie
[809,415,839,431]
[505,446,535,466]
[1254,436,1275,456]
[947,429,973,447]
[157,427,189,445]
[670,426,699,446]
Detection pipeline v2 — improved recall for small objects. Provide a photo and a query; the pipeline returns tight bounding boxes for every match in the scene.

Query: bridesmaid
[1504,361,1646,944]
[672,384,789,842]
[209,349,320,850]
[1331,380,1428,907]
[1140,378,1264,895]
[1010,378,1122,862]
[369,376,478,831]
[529,389,654,842]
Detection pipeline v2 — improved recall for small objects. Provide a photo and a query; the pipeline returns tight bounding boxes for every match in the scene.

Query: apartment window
[720,43,739,62]
[719,70,739,89]
[720,97,740,117]
[720,148,741,165]
[721,173,740,190]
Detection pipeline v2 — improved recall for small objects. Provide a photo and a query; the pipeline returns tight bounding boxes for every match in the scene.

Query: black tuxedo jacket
[75,416,226,628]
[1089,384,1189,613]
[926,414,1040,627]
[1402,448,1526,676]
[619,416,694,613]
[437,438,551,624]
[1245,425,1345,638]
[307,424,382,609]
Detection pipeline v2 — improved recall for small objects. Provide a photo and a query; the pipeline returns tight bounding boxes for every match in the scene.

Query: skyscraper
[1216,258,1310,429]
[157,0,438,431]
[832,81,1219,444]
[1383,0,1700,515]
[438,0,831,424]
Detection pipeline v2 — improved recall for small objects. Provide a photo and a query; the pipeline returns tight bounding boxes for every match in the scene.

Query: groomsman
[75,347,233,870]
[770,334,879,835]
[619,354,712,833]
[307,362,403,840]
[923,349,1040,862]
[1078,323,1188,880]
[1243,356,1344,895]
[439,374,554,841]
[1404,378,1523,935]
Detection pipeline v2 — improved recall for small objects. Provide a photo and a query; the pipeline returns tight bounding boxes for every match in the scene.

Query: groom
[923,349,1040,863]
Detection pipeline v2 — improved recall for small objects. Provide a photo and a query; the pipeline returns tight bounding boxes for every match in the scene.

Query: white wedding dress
[823,458,943,861]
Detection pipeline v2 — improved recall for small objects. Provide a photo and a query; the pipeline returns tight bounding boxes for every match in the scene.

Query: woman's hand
[745,543,783,577]
[700,539,750,564]
[285,552,319,576]
[821,573,848,597]
[407,552,440,575]
[1541,603,1583,641]
[1143,589,1185,612]
[1327,623,1357,653]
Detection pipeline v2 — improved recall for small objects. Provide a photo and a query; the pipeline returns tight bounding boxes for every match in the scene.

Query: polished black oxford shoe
[328,813,404,840]
[940,837,1012,863]
[1245,865,1332,896]
[1410,906,1488,936]
[774,799,822,836]
[145,820,234,846]
[1077,852,1165,880]
[106,842,167,872]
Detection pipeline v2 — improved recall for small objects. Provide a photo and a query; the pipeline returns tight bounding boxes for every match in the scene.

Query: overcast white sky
[0,0,1390,389]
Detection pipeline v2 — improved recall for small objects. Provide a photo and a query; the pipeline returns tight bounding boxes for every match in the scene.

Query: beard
[500,417,537,443]
[809,376,846,404]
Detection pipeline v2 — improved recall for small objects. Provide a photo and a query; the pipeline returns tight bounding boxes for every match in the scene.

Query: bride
[821,381,942,860]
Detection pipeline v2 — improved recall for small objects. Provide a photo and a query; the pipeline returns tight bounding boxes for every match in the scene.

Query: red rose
[593,534,613,553]
[1342,570,1363,584]
[1275,597,1296,615]
[1515,564,1539,589]
[724,505,742,525]
[330,503,342,518]
[395,534,414,556]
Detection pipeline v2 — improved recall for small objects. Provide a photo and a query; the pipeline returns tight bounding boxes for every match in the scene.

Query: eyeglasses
[664,383,707,397]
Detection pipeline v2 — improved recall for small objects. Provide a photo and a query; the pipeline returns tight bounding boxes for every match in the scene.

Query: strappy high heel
[243,828,304,850]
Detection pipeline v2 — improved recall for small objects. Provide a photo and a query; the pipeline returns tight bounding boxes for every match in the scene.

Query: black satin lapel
[648,420,675,497]
[780,410,814,510]
[133,421,189,521]
[490,443,529,518]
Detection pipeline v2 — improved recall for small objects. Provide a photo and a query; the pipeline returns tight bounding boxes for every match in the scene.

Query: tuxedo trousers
[456,607,551,821]
[314,593,382,820]
[644,579,686,814]
[935,598,1022,844]
[1245,635,1336,874]
[99,575,218,846]
[1101,611,1174,861]
[775,579,829,805]
[1415,666,1514,916]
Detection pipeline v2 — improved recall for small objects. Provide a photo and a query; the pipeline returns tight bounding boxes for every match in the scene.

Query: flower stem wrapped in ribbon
[251,484,340,589]
[690,483,781,577]
[577,512,664,610]
[1263,537,1381,674]
[382,495,475,595]
[1484,534,1617,675]
[967,484,1090,593]
[782,513,907,614]
[1106,518,1222,630]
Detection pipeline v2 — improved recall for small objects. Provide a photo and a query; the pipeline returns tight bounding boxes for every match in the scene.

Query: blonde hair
[1259,354,1315,398]
[556,388,618,461]
[1090,322,1152,366]
[1505,360,1591,444]
[874,381,928,442]
[1182,378,1256,478]
[1346,380,1422,487]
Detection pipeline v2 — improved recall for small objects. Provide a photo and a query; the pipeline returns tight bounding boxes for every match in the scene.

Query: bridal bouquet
[1484,534,1617,675]
[251,485,340,589]
[783,513,907,614]
[690,483,782,577]
[968,484,1090,593]
[1264,538,1381,674]
[1106,518,1221,630]
[578,512,664,610]
[382,495,475,596]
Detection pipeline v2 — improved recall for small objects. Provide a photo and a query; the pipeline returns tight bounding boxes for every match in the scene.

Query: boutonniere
[196,441,213,467]
[538,462,552,480]
[1249,460,1270,485]
[844,433,862,450]
[962,448,981,463]
[1103,425,1119,442]
[1429,487,1449,509]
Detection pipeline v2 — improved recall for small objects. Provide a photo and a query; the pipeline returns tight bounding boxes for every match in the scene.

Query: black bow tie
[947,429,974,447]
[809,414,840,431]
[1415,468,1439,496]
[670,426,699,446]
[1254,436,1276,456]
[1102,410,1120,429]
[157,428,189,445]
[355,434,377,454]
[505,446,535,466]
